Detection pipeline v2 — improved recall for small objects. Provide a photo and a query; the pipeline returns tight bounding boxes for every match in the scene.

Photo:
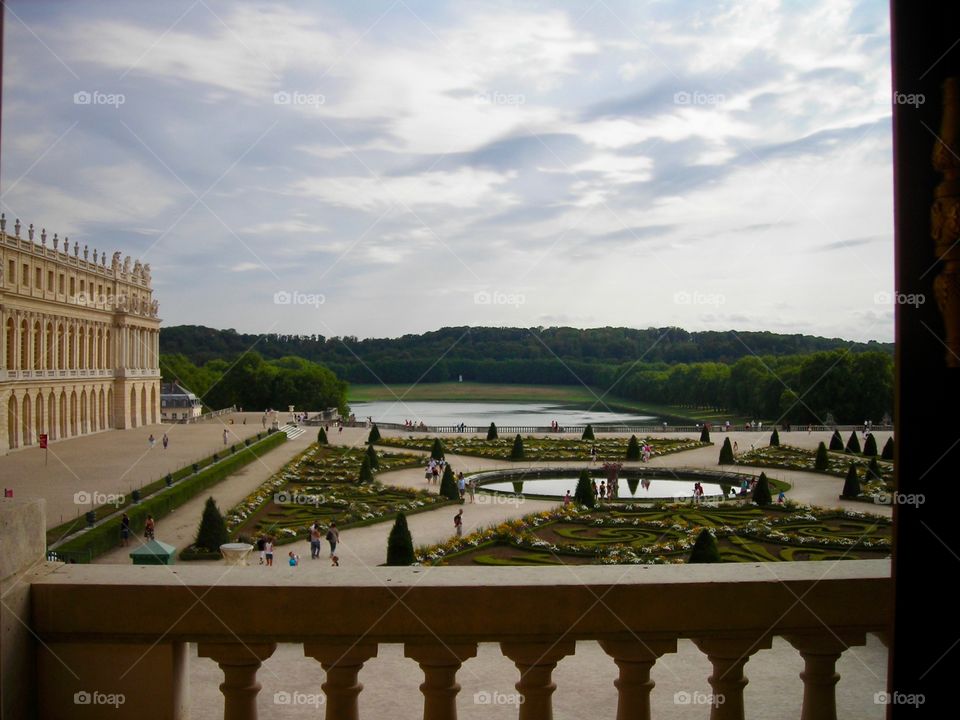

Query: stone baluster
[405,643,478,720]
[599,637,677,720]
[501,640,575,720]
[304,643,378,720]
[785,632,866,720]
[693,635,772,720]
[197,642,276,720]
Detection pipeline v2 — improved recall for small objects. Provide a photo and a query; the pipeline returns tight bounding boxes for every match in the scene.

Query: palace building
[0,214,161,453]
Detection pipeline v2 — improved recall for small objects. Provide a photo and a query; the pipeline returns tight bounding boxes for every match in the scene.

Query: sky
[1,0,895,343]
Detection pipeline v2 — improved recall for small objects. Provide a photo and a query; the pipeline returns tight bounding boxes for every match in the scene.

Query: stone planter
[219,542,253,566]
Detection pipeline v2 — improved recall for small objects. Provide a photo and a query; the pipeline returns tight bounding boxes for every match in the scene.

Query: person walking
[326,522,339,558]
[257,535,266,564]
[310,521,322,559]
[120,513,130,547]
[457,472,466,501]
[223,428,229,445]
[454,509,464,537]
[162,432,169,450]
[148,434,156,448]
[144,515,155,541]
[468,477,477,503]
[264,537,274,566]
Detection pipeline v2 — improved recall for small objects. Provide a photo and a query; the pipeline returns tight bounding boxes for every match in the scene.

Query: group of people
[147,433,169,450]
[403,419,429,429]
[119,513,155,546]
[257,521,340,567]
[425,458,446,483]
[549,420,565,432]
[692,481,706,502]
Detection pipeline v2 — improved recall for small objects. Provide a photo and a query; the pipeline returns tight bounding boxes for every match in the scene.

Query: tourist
[468,477,477,503]
[120,513,130,547]
[432,463,440,484]
[162,432,169,450]
[425,462,433,483]
[144,515,155,541]
[733,441,739,455]
[257,535,266,564]
[778,490,786,504]
[223,428,228,445]
[564,490,572,506]
[310,521,322,559]
[457,472,466,501]
[288,551,299,567]
[264,537,274,566]
[331,554,339,567]
[326,522,339,557]
[148,433,155,448]
[454,509,463,537]
[599,480,606,500]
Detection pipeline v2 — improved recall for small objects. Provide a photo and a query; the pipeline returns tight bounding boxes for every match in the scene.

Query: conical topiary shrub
[867,457,882,481]
[881,437,894,460]
[487,422,498,440]
[626,435,641,461]
[430,438,445,461]
[689,529,721,563]
[358,455,375,483]
[367,424,381,444]
[700,425,710,443]
[510,434,525,460]
[814,442,829,471]
[862,433,878,457]
[582,424,595,441]
[574,470,595,508]
[386,512,415,566]
[719,437,734,464]
[627,477,640,495]
[752,473,772,506]
[842,463,860,498]
[770,428,780,447]
[829,430,844,451]
[365,443,380,470]
[845,431,861,454]
[439,465,460,501]
[196,496,230,553]
[317,427,328,445]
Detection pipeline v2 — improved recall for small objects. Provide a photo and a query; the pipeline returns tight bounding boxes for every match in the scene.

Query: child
[331,555,339,566]
[288,551,299,567]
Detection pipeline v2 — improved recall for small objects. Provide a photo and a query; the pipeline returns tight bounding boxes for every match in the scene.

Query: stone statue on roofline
[112,251,122,270]
[14,218,21,237]
[142,263,151,282]
[123,256,131,273]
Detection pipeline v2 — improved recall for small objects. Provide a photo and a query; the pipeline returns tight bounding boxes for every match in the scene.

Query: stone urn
[220,542,254,566]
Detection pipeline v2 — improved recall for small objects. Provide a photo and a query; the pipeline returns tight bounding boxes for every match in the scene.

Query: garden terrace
[735,445,893,491]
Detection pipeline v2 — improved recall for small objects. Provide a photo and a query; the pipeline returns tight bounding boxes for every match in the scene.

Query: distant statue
[53,234,59,250]
[84,245,89,260]
[63,237,70,255]
[40,227,45,243]
[73,243,79,257]
[142,263,151,282]
[133,260,142,276]
[0,213,5,232]
[101,254,106,267]
[112,251,121,270]
[93,249,98,263]
[123,256,131,273]
[14,218,21,237]
[151,299,159,316]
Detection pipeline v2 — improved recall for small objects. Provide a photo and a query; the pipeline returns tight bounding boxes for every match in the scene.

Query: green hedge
[54,431,287,561]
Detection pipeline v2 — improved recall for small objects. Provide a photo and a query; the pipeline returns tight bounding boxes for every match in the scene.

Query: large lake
[349,401,657,427]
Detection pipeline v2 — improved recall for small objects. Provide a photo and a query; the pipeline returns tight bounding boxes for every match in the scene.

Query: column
[692,635,773,720]
[785,632,866,720]
[197,642,276,720]
[500,640,576,720]
[405,643,478,720]
[599,637,678,720]
[303,642,378,720]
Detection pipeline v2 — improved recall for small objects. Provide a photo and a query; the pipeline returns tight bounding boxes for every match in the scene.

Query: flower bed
[735,445,893,491]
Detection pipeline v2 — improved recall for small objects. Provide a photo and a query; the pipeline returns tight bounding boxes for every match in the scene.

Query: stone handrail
[30,560,890,720]
[366,422,893,434]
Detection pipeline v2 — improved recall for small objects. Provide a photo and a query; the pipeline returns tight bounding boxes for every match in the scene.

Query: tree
[626,435,641,461]
[487,422,498,440]
[317,427,328,445]
[386,512,415,566]
[358,455,375,483]
[367,424,381,444]
[582,424,595,441]
[881,437,894,460]
[574,470,595,508]
[842,463,861,498]
[862,433,878,457]
[688,529,721,563]
[510,434,525,460]
[829,430,844,451]
[845,431,861,454]
[814,442,829,471]
[753,473,772,506]
[769,428,780,447]
[430,438,445,461]
[196,497,229,553]
[700,425,710,443]
[439,465,460,501]
[719,437,734,464]
[365,443,380,470]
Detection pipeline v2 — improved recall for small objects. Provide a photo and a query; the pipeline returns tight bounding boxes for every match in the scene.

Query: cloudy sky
[1,0,894,342]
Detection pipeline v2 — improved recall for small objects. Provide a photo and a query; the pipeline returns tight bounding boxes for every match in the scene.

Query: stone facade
[0,215,161,453]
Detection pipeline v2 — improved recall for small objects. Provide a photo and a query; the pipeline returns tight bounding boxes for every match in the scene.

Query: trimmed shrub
[131,489,141,504]
[845,431,861,454]
[753,472,772,506]
[510,434,525,461]
[881,437,894,460]
[367,424,381,444]
[318,427,329,445]
[574,470,595,508]
[867,457,882,481]
[770,428,780,447]
[358,455,375,483]
[814,442,829,471]
[719,437,734,465]
[365,443,380,470]
[439,465,460,501]
[700,426,710,443]
[582,424,595,441]
[862,433,878,457]
[829,430,844,451]
[689,529,721,563]
[487,422,498,440]
[842,463,861,498]
[430,438,445,461]
[625,435,641,461]
[195,497,230,552]
[386,512,415,566]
